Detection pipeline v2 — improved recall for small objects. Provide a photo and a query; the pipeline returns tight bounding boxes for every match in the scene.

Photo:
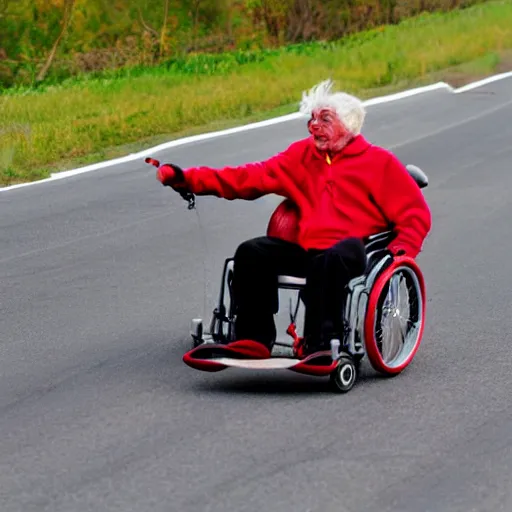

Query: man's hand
[383,246,407,260]
[390,247,406,256]
[156,163,189,191]
[155,162,196,209]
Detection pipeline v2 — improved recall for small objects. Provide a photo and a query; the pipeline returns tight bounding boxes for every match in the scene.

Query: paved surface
[1,77,512,512]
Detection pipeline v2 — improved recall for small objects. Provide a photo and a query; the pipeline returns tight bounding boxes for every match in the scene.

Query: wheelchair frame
[191,228,425,372]
[144,155,429,393]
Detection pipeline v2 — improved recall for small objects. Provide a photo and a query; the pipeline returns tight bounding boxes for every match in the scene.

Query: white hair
[299,79,366,135]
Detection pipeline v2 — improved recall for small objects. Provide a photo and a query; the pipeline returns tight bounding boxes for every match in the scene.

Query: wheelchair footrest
[183,342,339,376]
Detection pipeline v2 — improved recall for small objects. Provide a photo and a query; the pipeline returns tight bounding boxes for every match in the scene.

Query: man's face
[307,107,349,152]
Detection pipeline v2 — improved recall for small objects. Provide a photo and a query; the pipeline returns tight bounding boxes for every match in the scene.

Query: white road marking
[1,72,511,193]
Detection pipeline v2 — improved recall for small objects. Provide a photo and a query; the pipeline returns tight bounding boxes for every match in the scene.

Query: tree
[36,0,76,82]
[160,0,169,55]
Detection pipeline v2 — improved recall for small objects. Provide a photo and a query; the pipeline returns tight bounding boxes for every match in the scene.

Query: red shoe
[225,340,271,359]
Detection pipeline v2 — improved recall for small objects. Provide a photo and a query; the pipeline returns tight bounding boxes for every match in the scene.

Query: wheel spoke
[396,275,411,337]
[376,271,418,364]
[379,274,401,362]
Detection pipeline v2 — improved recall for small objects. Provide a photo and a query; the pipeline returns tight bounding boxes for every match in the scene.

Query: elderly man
[156,79,432,359]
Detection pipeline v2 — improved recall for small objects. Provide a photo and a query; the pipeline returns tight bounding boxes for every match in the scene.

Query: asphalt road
[1,77,512,512]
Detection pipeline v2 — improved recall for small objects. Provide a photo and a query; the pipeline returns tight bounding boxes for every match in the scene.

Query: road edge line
[1,73,510,193]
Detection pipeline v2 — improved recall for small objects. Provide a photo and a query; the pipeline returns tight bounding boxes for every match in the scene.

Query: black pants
[232,236,368,351]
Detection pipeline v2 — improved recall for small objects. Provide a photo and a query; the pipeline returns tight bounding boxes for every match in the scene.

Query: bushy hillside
[0,0,488,88]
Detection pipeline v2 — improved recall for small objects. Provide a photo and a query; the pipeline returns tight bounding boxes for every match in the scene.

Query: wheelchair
[187,164,428,393]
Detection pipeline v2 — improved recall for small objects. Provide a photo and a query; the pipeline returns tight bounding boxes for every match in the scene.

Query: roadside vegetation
[1,0,512,186]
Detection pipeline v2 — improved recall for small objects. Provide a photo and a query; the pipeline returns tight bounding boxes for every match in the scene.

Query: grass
[1,0,512,187]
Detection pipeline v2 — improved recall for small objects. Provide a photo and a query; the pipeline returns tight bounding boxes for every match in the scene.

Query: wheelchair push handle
[146,157,196,210]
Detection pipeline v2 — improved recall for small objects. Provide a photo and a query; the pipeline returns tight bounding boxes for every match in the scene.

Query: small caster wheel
[190,318,203,348]
[330,357,357,393]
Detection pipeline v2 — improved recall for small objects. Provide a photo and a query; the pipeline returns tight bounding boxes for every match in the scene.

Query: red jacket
[181,134,432,257]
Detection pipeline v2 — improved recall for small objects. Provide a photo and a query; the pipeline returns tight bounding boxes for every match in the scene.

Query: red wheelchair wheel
[364,256,426,375]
